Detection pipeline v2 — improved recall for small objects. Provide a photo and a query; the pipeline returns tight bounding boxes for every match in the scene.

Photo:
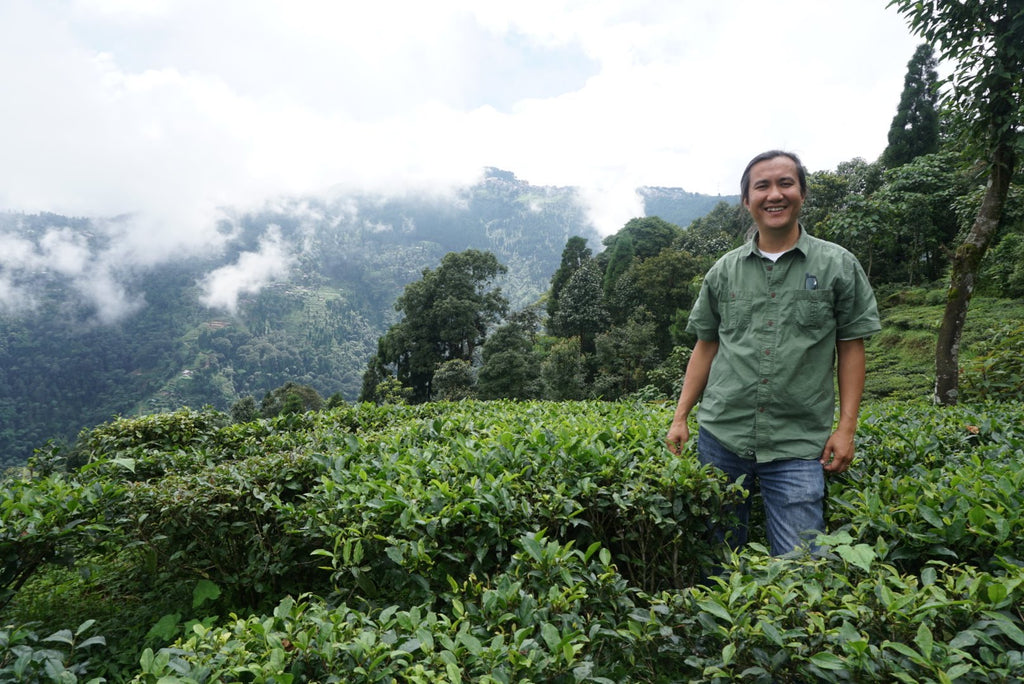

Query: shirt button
[764,349,771,355]
[766,265,773,271]
[770,292,776,298]
[761,379,769,384]
[767,320,774,327]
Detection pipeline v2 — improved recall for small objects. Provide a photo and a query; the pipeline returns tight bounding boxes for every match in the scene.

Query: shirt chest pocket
[720,290,753,333]
[790,289,835,333]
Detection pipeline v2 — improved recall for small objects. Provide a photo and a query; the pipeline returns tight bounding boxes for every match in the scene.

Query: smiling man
[665,150,881,556]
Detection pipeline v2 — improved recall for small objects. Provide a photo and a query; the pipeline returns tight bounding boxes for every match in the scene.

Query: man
[665,150,880,556]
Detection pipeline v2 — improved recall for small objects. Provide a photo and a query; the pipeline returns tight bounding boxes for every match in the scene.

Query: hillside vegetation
[0,170,610,465]
[2,397,1023,681]
[0,172,745,467]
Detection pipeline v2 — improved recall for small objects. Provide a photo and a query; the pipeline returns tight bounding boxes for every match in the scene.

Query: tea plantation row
[2,399,1022,682]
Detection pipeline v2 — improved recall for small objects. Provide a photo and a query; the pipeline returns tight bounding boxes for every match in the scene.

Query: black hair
[740,150,807,201]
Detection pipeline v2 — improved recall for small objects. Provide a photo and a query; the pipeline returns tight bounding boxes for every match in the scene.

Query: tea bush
[290,401,742,607]
[831,402,1024,571]
[3,399,1023,682]
[961,323,1024,402]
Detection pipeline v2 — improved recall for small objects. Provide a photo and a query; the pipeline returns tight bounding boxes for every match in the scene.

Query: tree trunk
[933,142,1015,405]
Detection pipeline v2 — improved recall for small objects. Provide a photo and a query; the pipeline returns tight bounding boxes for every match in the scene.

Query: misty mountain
[639,187,739,228]
[0,170,733,466]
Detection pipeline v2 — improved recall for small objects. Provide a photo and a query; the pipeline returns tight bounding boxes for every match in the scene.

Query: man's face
[742,156,805,235]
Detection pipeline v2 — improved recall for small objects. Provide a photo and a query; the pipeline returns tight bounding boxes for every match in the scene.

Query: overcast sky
[1,0,926,266]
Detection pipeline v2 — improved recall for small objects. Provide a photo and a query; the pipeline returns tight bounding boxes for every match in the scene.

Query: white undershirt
[759,249,788,262]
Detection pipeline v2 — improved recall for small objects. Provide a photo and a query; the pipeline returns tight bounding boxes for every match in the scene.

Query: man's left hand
[820,429,855,473]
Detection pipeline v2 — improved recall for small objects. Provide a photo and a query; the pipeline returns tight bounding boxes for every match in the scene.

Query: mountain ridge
[0,171,737,466]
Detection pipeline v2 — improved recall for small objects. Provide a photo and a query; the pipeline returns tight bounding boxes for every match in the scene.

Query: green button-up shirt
[686,228,881,463]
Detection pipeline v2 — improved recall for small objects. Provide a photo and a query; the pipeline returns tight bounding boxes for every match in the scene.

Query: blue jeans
[697,427,825,556]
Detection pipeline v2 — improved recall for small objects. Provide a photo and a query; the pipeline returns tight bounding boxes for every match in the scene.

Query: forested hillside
[0,170,730,466]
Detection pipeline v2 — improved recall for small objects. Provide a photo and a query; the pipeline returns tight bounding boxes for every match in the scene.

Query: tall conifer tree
[881,43,940,169]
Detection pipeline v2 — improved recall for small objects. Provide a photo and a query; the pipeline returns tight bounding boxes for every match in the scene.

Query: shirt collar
[743,224,809,259]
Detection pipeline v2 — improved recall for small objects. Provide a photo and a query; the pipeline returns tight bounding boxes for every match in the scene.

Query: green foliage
[5,400,1024,682]
[592,313,660,400]
[477,310,542,401]
[547,260,609,355]
[888,0,1024,158]
[0,468,125,612]
[623,248,705,354]
[978,185,1024,297]
[881,43,941,169]
[816,152,971,286]
[961,323,1024,402]
[129,536,642,683]
[229,395,259,423]
[652,540,1024,682]
[539,338,589,401]
[675,201,746,257]
[600,216,681,264]
[378,250,509,402]
[374,377,413,405]
[0,620,108,683]
[431,360,477,401]
[831,402,1024,572]
[259,381,323,418]
[547,236,593,324]
[291,402,736,606]
[643,345,692,399]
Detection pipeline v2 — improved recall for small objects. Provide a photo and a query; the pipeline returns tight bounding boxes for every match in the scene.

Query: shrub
[0,620,107,683]
[6,399,1024,681]
[961,323,1024,402]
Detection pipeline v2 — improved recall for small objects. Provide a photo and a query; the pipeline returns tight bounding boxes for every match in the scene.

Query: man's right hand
[665,420,690,455]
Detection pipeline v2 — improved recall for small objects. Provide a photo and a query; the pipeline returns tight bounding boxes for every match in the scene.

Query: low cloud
[0,223,142,322]
[0,1,921,252]
[198,226,295,314]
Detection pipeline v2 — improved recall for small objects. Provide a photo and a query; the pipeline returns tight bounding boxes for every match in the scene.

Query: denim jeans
[697,427,825,556]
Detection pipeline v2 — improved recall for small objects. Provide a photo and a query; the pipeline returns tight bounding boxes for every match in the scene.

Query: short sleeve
[686,268,722,341]
[835,252,881,340]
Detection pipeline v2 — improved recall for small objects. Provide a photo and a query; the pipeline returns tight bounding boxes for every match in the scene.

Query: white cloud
[199,226,296,314]
[0,223,143,321]
[0,275,36,315]
[0,0,923,251]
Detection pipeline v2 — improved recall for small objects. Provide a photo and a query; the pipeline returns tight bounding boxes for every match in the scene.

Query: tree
[598,216,680,270]
[358,344,391,403]
[375,377,412,405]
[876,152,971,284]
[540,337,588,400]
[230,396,259,423]
[628,248,705,355]
[376,250,508,402]
[677,200,746,256]
[547,236,593,324]
[816,194,894,281]
[477,309,542,400]
[888,0,1024,404]
[800,171,854,235]
[547,260,609,355]
[432,359,477,401]
[260,382,323,417]
[592,311,659,399]
[881,43,941,169]
[601,232,636,297]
